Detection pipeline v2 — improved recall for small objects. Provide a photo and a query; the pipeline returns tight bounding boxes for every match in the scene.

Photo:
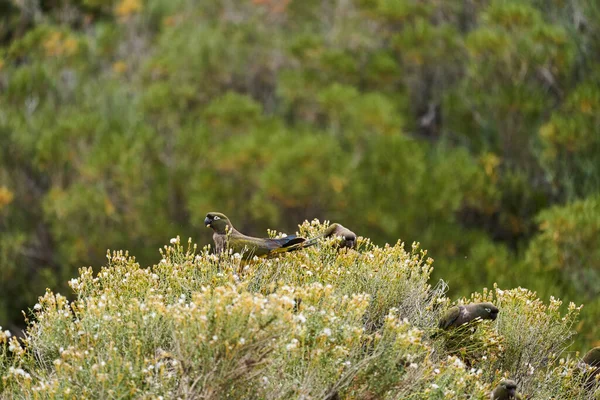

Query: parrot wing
[439,306,462,329]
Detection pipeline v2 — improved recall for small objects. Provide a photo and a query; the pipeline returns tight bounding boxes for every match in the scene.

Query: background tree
[0,0,599,347]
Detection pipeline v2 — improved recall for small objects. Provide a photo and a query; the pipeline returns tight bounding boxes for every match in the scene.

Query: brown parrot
[300,222,357,249]
[320,222,357,249]
[582,346,600,390]
[491,379,521,400]
[438,302,499,330]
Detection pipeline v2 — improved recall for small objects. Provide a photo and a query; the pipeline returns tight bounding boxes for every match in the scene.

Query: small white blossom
[286,339,299,351]
[295,314,307,324]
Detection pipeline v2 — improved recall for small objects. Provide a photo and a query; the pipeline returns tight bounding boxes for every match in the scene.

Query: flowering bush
[0,225,594,398]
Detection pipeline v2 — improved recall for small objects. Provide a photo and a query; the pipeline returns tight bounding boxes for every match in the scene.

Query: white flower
[409,363,418,369]
[434,368,440,374]
[212,335,218,341]
[431,383,439,389]
[239,338,246,345]
[322,328,332,337]
[286,339,299,351]
[170,237,178,244]
[295,314,307,324]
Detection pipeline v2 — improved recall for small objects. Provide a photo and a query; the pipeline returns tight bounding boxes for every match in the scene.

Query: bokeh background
[0,0,599,349]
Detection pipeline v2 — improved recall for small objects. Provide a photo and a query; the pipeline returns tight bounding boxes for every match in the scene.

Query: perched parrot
[320,223,357,249]
[491,379,522,400]
[299,222,357,249]
[583,347,600,369]
[204,212,312,259]
[582,346,600,389]
[438,302,499,330]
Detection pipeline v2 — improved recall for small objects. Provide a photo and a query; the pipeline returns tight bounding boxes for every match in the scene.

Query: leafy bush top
[1,223,596,399]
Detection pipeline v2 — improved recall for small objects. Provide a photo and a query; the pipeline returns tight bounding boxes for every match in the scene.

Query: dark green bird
[204,212,311,259]
[491,379,521,400]
[438,302,499,330]
[582,346,600,388]
[583,347,600,368]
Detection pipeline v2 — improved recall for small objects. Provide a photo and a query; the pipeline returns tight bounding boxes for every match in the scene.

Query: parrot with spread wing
[204,212,311,259]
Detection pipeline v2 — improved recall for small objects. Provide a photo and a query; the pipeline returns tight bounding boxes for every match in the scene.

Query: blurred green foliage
[0,0,599,349]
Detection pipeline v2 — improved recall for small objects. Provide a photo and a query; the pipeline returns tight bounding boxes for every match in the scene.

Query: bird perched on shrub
[491,379,521,399]
[438,302,499,330]
[204,212,311,259]
[582,346,600,388]
[323,223,357,249]
[583,347,600,369]
[305,222,357,249]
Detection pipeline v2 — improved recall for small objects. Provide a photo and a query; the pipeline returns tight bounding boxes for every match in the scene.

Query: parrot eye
[213,216,220,220]
[485,307,491,313]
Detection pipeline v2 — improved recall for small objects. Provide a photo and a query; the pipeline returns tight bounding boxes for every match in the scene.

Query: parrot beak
[204,216,212,228]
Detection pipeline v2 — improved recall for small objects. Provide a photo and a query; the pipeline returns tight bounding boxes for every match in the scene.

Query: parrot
[490,379,522,400]
[439,302,499,330]
[204,212,311,259]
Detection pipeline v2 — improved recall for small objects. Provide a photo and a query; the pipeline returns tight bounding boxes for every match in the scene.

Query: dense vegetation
[1,230,597,398]
[1,0,599,356]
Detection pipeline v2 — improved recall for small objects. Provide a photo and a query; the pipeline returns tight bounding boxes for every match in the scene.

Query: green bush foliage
[1,233,597,399]
[1,0,600,353]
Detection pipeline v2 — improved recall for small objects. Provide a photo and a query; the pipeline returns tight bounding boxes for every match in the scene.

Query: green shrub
[0,230,594,399]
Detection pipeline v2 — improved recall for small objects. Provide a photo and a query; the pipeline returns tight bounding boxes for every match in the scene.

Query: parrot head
[204,212,233,234]
[477,302,499,320]
[500,379,517,398]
